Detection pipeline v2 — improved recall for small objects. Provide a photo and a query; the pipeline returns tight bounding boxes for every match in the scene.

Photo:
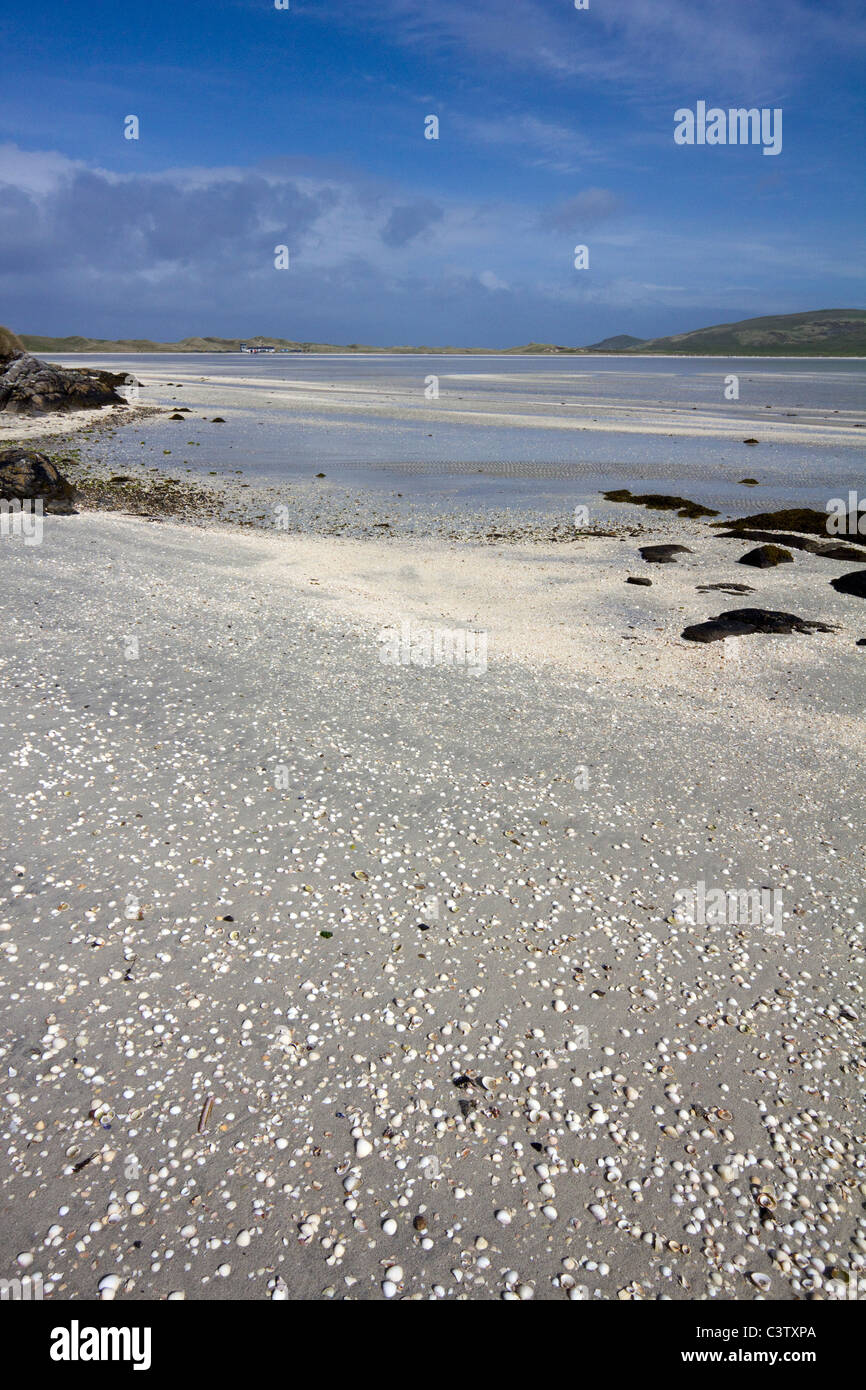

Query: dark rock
[743,438,759,445]
[211,417,226,423]
[714,527,866,561]
[626,576,652,586]
[169,412,185,420]
[738,478,759,485]
[0,447,77,513]
[738,544,794,568]
[682,608,838,643]
[67,366,135,390]
[640,544,693,564]
[830,570,866,599]
[697,582,755,594]
[603,488,718,519]
[714,507,840,540]
[0,350,129,416]
[813,541,866,560]
[857,638,866,646]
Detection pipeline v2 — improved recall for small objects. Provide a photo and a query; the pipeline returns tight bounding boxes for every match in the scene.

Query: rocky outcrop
[0,337,132,416]
[715,527,866,562]
[0,447,77,513]
[682,608,837,643]
[714,507,855,540]
[604,489,718,519]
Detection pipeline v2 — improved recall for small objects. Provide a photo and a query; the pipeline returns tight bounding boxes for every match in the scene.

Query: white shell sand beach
[1,473,863,1301]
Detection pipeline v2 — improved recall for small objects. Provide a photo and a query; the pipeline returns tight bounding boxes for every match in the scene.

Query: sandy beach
[1,394,864,1302]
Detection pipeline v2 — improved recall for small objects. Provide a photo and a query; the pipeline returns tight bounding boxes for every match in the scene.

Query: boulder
[0,350,130,416]
[0,447,77,514]
[738,544,794,568]
[830,570,866,599]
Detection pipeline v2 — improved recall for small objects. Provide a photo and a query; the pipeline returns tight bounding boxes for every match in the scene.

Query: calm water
[55,353,866,516]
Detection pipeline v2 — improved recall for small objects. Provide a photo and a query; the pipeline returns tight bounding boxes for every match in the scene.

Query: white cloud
[479,270,510,291]
[0,143,86,196]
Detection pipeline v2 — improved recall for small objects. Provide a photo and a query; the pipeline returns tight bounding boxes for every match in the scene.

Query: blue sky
[1,0,864,345]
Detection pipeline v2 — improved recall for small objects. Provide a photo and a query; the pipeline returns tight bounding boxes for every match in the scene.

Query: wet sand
[26,356,865,522]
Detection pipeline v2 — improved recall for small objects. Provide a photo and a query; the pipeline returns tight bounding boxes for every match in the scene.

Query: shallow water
[53,353,865,516]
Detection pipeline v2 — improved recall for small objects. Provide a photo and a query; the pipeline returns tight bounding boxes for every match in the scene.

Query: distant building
[239,343,276,354]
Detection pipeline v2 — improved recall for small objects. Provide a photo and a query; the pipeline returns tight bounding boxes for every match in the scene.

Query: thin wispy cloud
[455,114,600,175]
[323,0,865,92]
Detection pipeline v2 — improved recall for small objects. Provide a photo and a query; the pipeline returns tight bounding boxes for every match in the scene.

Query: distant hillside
[585,334,646,351]
[16,309,866,356]
[19,334,295,354]
[18,333,509,355]
[629,309,866,357]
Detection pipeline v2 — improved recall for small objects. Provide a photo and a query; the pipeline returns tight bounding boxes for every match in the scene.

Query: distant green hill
[585,334,647,351]
[19,333,283,353]
[18,333,500,355]
[16,309,866,356]
[629,309,866,357]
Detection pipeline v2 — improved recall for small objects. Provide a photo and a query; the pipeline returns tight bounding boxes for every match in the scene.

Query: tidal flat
[1,360,864,1301]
